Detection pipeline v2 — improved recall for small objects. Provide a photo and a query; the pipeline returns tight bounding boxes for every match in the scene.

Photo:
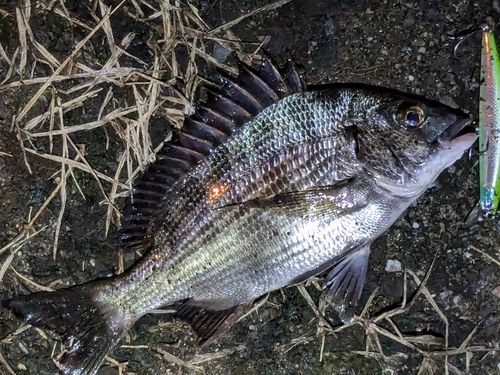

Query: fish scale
[111,174,396,315]
[161,92,357,238]
[129,93,357,245]
[2,57,477,375]
[218,137,356,206]
[179,180,382,302]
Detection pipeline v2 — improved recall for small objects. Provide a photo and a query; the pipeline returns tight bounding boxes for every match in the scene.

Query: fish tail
[3,283,131,375]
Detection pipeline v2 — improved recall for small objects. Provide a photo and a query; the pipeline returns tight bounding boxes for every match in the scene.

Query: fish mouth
[437,118,475,144]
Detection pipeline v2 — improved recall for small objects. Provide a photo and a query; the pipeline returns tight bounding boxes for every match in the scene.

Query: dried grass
[295,254,494,374]
[0,0,285,266]
[0,349,16,375]
[0,0,291,373]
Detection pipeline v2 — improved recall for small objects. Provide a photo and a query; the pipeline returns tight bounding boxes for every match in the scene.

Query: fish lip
[437,118,475,143]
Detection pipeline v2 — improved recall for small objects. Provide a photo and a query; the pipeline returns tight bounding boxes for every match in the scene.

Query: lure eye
[397,105,426,127]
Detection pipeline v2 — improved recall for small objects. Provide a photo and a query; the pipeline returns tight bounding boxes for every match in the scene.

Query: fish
[2,56,477,375]
[466,23,500,224]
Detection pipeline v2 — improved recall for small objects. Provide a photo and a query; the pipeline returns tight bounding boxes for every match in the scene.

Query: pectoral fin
[321,244,371,323]
[219,178,367,220]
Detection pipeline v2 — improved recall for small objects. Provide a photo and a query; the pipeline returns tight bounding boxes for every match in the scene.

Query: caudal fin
[3,284,130,375]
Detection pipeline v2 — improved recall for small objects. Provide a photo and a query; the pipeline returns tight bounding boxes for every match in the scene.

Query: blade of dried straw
[17,0,126,122]
[208,0,291,35]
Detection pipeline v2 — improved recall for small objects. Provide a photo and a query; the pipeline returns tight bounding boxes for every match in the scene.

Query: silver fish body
[3,62,477,375]
[108,90,469,315]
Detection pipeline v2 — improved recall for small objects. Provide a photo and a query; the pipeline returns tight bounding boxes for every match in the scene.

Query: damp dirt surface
[1,0,500,374]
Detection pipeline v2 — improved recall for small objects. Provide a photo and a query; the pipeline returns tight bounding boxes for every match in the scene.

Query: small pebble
[412,222,419,229]
[17,364,28,371]
[323,17,335,36]
[494,0,500,14]
[408,75,415,81]
[385,259,402,272]
[492,286,500,298]
[418,47,426,53]
[439,290,452,300]
[211,43,231,64]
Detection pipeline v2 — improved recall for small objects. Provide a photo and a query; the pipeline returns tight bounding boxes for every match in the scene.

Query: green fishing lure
[478,24,500,216]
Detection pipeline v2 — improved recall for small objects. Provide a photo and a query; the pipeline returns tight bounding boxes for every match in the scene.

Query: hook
[451,23,495,59]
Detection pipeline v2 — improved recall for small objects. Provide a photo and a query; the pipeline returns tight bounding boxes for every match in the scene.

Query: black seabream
[3,57,477,375]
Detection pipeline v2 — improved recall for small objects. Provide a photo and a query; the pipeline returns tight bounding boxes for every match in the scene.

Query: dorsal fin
[119,55,304,250]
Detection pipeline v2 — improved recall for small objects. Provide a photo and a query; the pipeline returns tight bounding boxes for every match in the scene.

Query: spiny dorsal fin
[119,55,304,250]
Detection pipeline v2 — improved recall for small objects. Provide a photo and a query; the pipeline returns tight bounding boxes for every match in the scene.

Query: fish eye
[396,105,425,127]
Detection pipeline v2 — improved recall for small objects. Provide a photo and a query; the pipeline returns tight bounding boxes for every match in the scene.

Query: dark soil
[1,0,500,374]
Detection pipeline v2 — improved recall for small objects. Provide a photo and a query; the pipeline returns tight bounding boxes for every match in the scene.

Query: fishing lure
[477,24,500,217]
[458,23,500,223]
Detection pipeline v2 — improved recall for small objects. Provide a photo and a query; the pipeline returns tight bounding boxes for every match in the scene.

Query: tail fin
[3,284,130,375]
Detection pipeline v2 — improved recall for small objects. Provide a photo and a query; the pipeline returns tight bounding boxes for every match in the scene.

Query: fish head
[353,94,477,198]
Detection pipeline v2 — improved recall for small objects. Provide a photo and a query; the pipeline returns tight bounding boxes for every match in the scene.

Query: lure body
[479,25,500,216]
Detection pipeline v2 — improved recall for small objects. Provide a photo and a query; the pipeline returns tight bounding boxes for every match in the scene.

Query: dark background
[0,0,499,374]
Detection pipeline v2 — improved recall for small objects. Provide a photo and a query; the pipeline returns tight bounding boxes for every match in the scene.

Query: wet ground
[1,0,500,374]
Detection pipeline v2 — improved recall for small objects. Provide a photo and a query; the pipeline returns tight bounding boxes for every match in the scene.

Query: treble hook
[451,27,482,58]
[451,20,496,59]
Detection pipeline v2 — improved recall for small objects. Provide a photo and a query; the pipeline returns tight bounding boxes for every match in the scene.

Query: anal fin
[321,244,371,324]
[175,301,249,346]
